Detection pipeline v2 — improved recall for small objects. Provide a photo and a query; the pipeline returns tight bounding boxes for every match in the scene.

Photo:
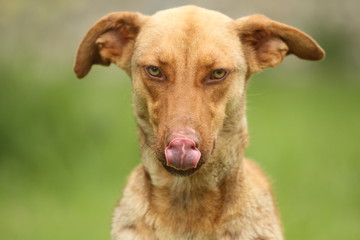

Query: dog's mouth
[162,161,204,176]
[158,137,205,176]
[165,138,201,170]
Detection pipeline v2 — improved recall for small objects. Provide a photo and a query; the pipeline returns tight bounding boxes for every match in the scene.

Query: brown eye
[145,66,163,79]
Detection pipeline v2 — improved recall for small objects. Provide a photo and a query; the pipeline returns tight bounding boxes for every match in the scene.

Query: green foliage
[0,60,359,240]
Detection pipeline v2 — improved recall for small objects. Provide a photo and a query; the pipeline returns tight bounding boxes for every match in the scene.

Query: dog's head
[74,6,324,176]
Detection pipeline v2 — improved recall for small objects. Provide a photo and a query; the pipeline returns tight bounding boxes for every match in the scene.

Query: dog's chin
[162,162,204,176]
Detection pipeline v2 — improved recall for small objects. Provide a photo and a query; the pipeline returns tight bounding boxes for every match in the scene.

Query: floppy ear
[234,14,325,74]
[74,12,148,78]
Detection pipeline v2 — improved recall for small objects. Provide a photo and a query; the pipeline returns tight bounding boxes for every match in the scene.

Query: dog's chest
[112,165,283,240]
[128,198,282,240]
[136,212,278,240]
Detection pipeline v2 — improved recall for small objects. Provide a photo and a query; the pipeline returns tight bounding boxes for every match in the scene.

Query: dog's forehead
[152,5,232,22]
[134,6,243,67]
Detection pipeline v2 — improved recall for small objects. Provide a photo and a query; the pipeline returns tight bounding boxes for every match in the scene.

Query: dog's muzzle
[165,138,201,171]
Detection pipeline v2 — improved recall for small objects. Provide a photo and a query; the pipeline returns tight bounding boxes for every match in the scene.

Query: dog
[74,5,324,240]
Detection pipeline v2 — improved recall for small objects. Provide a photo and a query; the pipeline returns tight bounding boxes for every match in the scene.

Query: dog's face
[74,6,324,176]
[131,9,248,175]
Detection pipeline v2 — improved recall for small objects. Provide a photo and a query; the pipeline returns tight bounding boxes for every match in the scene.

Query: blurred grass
[247,71,360,239]
[0,61,139,239]
[0,58,359,240]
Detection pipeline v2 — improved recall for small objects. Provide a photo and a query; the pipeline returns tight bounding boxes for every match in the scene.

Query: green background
[1,0,359,239]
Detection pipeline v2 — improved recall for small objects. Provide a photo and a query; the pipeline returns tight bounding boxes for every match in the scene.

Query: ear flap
[234,14,325,74]
[74,12,148,78]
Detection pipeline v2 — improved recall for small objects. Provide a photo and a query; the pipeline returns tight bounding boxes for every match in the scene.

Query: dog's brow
[158,58,171,66]
[135,51,177,67]
[200,58,216,69]
[200,58,235,72]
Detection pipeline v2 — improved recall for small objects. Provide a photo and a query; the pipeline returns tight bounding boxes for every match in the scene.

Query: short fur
[74,6,324,240]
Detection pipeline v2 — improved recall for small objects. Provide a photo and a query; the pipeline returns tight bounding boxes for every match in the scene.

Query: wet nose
[166,128,200,147]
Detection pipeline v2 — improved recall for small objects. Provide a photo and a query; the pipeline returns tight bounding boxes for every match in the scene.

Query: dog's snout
[164,128,202,171]
[165,138,201,170]
[166,128,200,147]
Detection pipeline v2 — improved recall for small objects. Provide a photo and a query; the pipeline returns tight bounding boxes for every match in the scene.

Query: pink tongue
[165,138,201,170]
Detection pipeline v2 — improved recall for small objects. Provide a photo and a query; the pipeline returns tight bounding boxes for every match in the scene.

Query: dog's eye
[211,69,227,79]
[207,69,228,83]
[145,66,163,79]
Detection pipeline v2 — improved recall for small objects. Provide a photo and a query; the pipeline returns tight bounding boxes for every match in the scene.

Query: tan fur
[74,6,324,240]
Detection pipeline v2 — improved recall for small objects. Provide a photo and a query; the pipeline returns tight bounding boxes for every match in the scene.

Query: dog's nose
[165,138,201,171]
[166,128,200,147]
